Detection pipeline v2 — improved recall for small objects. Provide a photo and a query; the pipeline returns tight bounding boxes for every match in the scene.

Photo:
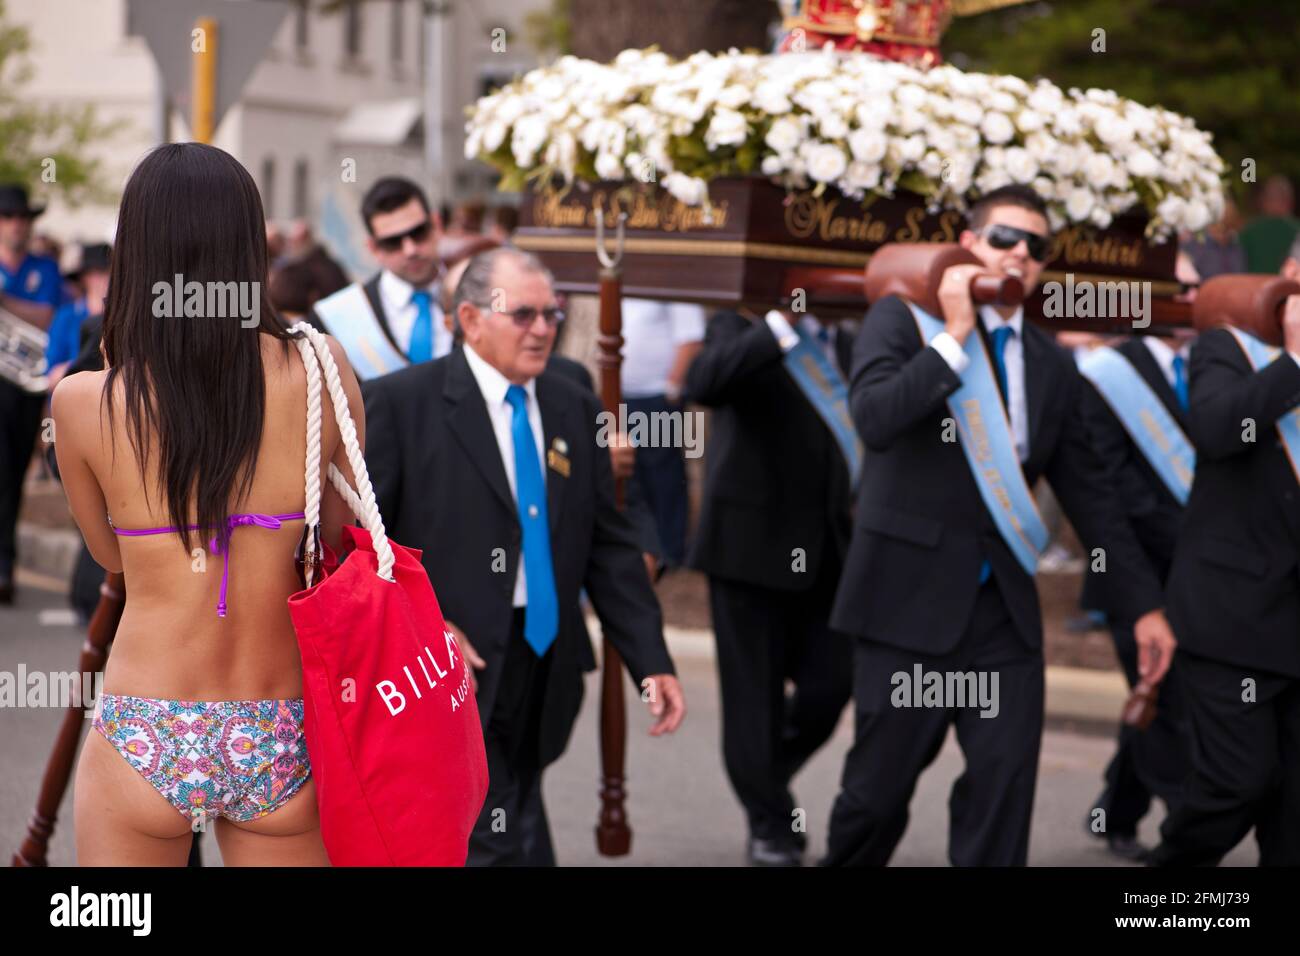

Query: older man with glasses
[360,247,686,865]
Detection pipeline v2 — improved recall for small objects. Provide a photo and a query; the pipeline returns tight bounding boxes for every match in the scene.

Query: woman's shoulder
[50,368,108,418]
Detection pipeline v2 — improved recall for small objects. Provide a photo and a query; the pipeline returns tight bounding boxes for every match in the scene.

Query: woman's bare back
[53,332,360,701]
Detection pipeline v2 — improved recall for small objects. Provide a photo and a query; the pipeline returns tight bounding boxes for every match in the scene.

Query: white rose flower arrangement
[466,47,1225,240]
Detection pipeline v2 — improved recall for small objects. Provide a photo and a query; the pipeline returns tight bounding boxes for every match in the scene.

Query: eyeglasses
[495,305,566,327]
[373,218,433,253]
[977,223,1052,263]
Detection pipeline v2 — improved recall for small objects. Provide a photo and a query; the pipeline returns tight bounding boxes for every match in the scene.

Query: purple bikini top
[109,511,305,617]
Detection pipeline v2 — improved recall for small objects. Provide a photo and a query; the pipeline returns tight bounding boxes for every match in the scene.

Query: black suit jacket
[362,348,676,768]
[1166,328,1300,676]
[1079,337,1190,614]
[684,311,855,591]
[829,295,1163,655]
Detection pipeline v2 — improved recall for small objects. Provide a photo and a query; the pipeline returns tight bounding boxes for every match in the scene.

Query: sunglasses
[977,223,1052,263]
[373,218,433,253]
[495,305,566,327]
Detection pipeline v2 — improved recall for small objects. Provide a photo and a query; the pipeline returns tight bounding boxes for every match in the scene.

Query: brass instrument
[0,302,50,392]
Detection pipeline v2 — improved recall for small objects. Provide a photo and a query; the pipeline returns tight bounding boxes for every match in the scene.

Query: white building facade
[13,0,545,272]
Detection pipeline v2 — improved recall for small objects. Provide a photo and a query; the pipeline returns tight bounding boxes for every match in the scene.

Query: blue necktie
[979,325,1015,586]
[408,289,434,363]
[1171,354,1189,410]
[990,325,1013,402]
[505,385,558,656]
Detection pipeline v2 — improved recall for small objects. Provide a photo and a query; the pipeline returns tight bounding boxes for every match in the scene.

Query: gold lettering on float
[531,192,588,228]
[895,207,925,243]
[1048,226,1145,269]
[785,193,888,244]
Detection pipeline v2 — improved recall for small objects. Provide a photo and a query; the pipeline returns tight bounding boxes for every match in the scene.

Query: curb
[16,522,81,582]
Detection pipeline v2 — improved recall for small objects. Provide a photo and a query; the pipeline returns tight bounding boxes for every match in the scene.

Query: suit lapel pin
[548,437,571,478]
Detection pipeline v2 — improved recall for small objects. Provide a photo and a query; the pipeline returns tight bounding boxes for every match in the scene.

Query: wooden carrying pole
[191,17,217,144]
[12,572,124,866]
[593,210,632,856]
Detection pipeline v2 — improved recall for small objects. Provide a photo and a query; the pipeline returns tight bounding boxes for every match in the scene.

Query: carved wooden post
[12,572,124,867]
[593,208,633,856]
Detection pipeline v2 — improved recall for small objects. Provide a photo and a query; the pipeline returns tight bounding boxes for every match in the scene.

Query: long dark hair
[102,142,296,553]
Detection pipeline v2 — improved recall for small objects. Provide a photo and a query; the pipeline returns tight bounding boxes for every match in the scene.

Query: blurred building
[13,0,546,273]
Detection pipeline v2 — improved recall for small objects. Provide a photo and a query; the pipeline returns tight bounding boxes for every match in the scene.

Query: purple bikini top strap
[110,512,306,617]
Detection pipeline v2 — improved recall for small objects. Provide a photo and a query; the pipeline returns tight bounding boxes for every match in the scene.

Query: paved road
[0,574,1253,866]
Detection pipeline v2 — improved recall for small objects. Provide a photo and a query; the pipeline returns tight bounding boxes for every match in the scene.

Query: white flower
[511,114,549,167]
[848,127,888,163]
[1090,206,1113,228]
[761,155,785,176]
[819,112,850,140]
[663,171,708,206]
[1015,109,1045,133]
[951,99,984,126]
[980,112,1015,145]
[1125,148,1159,178]
[802,142,848,183]
[1095,113,1135,146]
[752,81,793,114]
[845,160,882,191]
[1066,187,1095,221]
[598,152,627,180]
[989,91,1019,114]
[706,108,749,149]
[1083,152,1116,189]
[899,134,926,163]
[1004,147,1038,184]
[765,115,805,154]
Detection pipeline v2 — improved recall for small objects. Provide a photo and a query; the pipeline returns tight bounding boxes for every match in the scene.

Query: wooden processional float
[511,178,1295,858]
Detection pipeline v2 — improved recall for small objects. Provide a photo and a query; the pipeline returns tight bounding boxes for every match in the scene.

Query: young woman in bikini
[52,142,365,866]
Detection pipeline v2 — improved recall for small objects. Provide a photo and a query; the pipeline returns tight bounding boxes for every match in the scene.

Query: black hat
[68,242,111,279]
[0,184,46,218]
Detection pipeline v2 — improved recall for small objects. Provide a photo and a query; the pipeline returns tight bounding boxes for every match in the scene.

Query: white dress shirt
[621,297,707,398]
[764,311,838,368]
[462,343,547,607]
[929,306,1029,462]
[1142,336,1191,391]
[378,269,452,360]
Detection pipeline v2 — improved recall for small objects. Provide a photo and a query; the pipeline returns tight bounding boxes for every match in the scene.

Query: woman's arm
[50,373,122,573]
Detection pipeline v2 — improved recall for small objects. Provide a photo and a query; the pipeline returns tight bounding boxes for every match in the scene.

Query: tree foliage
[0,0,121,205]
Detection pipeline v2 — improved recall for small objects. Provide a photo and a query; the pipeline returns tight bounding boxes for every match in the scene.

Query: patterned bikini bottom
[91,694,312,823]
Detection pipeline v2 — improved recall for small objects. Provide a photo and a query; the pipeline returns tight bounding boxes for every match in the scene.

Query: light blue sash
[313,282,408,381]
[1226,327,1300,484]
[783,325,863,487]
[1078,346,1196,505]
[905,301,1048,575]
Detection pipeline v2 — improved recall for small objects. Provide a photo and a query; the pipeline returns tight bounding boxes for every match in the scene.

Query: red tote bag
[286,323,488,866]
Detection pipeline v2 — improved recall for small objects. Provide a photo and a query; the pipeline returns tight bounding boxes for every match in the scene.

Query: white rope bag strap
[292,322,397,582]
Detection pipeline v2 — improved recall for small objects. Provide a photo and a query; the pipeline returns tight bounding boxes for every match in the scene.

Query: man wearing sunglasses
[311,176,450,379]
[361,247,686,865]
[822,184,1176,866]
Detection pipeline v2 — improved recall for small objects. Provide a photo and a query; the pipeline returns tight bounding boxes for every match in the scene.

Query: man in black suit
[1148,295,1300,866]
[362,247,685,866]
[1078,332,1196,859]
[822,185,1177,866]
[685,308,856,866]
